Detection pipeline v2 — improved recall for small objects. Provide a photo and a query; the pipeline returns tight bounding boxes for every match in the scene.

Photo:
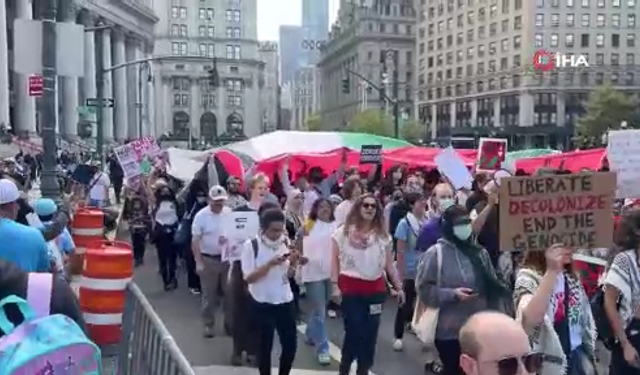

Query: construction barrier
[80,240,133,346]
[70,208,104,275]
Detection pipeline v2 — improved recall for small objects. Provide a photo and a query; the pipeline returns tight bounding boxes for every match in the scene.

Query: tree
[304,114,322,131]
[400,118,425,144]
[574,85,638,148]
[345,109,393,137]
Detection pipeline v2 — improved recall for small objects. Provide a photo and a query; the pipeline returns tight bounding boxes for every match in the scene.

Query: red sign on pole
[28,75,43,97]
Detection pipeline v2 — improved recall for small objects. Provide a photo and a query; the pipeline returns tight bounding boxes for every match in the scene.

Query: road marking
[296,322,378,375]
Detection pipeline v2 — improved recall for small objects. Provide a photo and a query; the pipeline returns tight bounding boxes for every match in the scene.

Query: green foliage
[345,110,393,137]
[304,114,322,131]
[574,85,638,148]
[400,118,424,144]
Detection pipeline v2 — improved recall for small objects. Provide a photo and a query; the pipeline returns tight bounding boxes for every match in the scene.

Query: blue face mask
[438,198,454,211]
[453,224,473,241]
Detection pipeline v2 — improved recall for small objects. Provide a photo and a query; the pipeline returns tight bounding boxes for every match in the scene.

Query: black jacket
[0,260,86,337]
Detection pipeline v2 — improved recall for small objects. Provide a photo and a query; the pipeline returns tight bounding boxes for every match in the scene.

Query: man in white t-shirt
[191,185,232,338]
[87,167,110,208]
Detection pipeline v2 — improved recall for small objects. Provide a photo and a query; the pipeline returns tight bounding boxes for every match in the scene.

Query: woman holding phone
[417,205,509,375]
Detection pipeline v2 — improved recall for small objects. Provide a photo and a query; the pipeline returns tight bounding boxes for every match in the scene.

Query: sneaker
[393,339,403,351]
[189,288,201,295]
[203,325,214,338]
[317,353,331,365]
[327,309,337,319]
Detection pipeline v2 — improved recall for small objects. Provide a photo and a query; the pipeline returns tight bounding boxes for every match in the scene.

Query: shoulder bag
[414,244,443,348]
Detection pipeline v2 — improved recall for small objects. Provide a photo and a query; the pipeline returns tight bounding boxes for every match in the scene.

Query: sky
[257,0,340,41]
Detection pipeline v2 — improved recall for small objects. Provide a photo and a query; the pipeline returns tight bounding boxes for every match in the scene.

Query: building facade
[0,0,157,142]
[153,0,264,146]
[279,82,293,129]
[302,0,330,65]
[259,41,279,133]
[415,0,640,149]
[279,25,305,86]
[293,66,321,129]
[318,0,417,130]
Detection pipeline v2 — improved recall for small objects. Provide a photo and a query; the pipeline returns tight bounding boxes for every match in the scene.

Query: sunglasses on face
[494,352,543,375]
[361,202,377,210]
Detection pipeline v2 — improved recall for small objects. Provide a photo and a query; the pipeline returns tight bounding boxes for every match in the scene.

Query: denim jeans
[88,198,104,208]
[304,279,331,355]
[566,345,594,375]
[339,293,386,375]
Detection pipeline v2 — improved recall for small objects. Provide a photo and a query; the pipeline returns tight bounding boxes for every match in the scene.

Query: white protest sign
[434,146,473,190]
[607,129,640,198]
[222,211,259,262]
[113,136,162,180]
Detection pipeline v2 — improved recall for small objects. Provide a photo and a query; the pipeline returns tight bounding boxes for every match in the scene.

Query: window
[551,33,559,46]
[171,6,179,19]
[199,8,206,19]
[180,25,187,37]
[226,9,241,22]
[612,14,621,27]
[226,78,243,92]
[199,26,206,37]
[171,24,179,36]
[534,33,543,47]
[627,53,635,65]
[201,94,216,109]
[535,14,544,26]
[208,27,215,37]
[226,95,242,107]
[596,14,605,27]
[171,42,180,55]
[582,0,589,6]
[180,7,187,19]
[596,33,605,46]
[226,44,241,59]
[566,14,575,26]
[581,14,590,27]
[551,14,560,26]
[628,33,636,47]
[199,43,207,56]
[565,33,575,46]
[226,27,241,38]
[208,44,215,57]
[629,14,636,28]
[207,8,214,20]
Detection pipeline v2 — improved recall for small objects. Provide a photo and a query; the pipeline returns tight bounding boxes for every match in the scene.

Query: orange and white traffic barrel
[79,240,133,346]
[70,208,104,275]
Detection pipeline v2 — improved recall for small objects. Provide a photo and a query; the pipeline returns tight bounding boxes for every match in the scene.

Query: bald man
[459,312,542,375]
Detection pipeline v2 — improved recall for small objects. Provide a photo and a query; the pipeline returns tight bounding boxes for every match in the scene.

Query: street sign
[86,98,114,107]
[28,75,43,97]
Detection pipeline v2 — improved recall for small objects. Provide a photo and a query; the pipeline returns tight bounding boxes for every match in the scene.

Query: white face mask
[196,197,207,203]
[261,234,286,249]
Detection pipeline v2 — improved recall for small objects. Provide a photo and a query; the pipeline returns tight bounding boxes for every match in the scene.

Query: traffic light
[341,76,350,94]
[208,58,220,88]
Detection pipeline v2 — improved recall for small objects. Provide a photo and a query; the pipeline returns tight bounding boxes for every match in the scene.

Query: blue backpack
[0,273,101,374]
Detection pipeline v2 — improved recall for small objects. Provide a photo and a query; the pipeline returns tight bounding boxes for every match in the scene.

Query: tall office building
[259,41,280,133]
[318,0,417,130]
[279,25,304,85]
[415,0,640,149]
[152,0,265,146]
[302,0,330,64]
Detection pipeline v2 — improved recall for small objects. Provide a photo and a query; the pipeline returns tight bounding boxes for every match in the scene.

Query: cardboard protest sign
[477,138,507,171]
[498,172,616,252]
[359,145,382,164]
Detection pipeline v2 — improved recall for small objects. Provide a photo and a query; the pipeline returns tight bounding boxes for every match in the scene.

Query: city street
[132,240,430,375]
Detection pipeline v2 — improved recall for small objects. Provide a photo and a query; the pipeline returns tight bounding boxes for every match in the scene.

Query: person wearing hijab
[416,205,509,375]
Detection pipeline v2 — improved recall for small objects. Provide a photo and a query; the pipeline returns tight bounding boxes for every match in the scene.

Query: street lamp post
[40,0,59,199]
[138,61,152,137]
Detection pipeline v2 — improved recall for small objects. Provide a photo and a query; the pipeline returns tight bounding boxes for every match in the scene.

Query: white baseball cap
[0,179,20,205]
[208,185,228,201]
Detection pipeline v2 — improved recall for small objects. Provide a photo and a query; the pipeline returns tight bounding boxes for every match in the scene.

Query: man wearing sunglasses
[459,312,543,375]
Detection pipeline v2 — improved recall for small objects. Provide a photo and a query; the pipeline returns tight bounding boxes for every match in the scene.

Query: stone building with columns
[152,0,265,146]
[0,0,158,144]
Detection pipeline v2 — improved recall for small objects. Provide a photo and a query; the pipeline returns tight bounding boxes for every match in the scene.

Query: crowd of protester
[5,144,640,375]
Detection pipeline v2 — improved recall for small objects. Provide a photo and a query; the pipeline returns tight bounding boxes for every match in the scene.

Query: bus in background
[430,136,477,149]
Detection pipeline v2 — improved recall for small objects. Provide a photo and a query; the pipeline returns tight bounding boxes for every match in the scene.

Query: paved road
[133,242,430,375]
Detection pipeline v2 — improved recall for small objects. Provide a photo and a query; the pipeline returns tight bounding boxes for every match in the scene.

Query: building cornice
[110,0,159,24]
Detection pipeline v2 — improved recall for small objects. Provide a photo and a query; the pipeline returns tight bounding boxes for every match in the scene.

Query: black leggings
[435,339,464,375]
[154,225,177,286]
[393,279,416,339]
[254,300,298,375]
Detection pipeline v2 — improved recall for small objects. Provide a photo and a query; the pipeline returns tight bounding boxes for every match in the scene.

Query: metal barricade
[105,282,196,375]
